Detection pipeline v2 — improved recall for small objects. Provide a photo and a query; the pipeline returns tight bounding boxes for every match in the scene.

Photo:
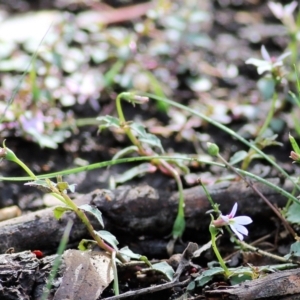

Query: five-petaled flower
[212,203,252,240]
[246,45,290,75]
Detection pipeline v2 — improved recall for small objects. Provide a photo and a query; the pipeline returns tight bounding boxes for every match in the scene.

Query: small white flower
[268,1,298,20]
[213,203,253,240]
[246,45,290,75]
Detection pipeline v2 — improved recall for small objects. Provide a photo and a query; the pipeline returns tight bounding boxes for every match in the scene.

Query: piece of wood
[205,267,300,299]
[0,178,293,254]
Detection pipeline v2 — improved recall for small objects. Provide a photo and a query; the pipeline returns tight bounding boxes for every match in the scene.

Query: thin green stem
[116,93,144,151]
[210,226,230,277]
[241,91,278,170]
[238,240,299,265]
[284,176,300,212]
[200,180,217,211]
[160,160,185,238]
[0,156,219,181]
[1,155,299,205]
[115,92,186,238]
[288,32,298,66]
[257,91,278,139]
[14,159,37,180]
[112,251,119,295]
[143,93,300,192]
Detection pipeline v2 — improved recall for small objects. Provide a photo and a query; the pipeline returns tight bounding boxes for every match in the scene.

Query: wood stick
[0,178,293,254]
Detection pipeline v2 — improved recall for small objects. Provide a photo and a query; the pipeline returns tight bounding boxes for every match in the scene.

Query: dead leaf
[53,249,113,300]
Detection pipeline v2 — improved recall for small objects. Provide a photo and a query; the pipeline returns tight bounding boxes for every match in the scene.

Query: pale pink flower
[213,203,252,240]
[268,1,298,20]
[246,45,290,75]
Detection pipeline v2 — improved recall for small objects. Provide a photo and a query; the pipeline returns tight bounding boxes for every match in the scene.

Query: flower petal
[229,203,238,218]
[276,51,291,62]
[230,225,244,240]
[245,58,269,67]
[257,65,272,75]
[261,45,271,62]
[233,216,253,225]
[284,1,298,16]
[234,224,248,236]
[268,2,283,19]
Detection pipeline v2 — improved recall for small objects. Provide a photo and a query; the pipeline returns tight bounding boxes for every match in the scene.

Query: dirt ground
[0,0,299,299]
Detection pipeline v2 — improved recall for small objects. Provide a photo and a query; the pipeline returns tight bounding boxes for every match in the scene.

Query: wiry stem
[50,183,126,263]
[116,93,186,239]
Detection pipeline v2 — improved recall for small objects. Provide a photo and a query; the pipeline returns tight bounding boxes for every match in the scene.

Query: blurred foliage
[0,0,212,147]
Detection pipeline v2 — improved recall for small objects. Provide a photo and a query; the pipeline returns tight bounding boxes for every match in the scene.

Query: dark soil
[0,0,299,299]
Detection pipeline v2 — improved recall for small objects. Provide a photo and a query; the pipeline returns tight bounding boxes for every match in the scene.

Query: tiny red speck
[32,250,43,258]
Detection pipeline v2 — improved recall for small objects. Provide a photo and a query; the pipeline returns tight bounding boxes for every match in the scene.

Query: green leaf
[191,267,224,288]
[187,281,195,291]
[152,261,175,281]
[129,123,164,153]
[24,179,54,193]
[289,133,300,154]
[94,230,119,250]
[257,77,275,100]
[79,204,104,228]
[228,267,254,285]
[230,273,252,285]
[172,214,186,239]
[167,154,190,174]
[114,163,157,184]
[53,206,73,220]
[285,241,300,259]
[286,202,300,224]
[143,70,169,112]
[56,181,69,192]
[78,239,97,251]
[119,246,151,266]
[68,183,77,193]
[229,150,248,165]
[119,246,141,260]
[112,146,139,161]
[25,129,59,149]
[258,134,282,147]
[140,256,152,267]
[97,115,121,132]
[104,59,124,87]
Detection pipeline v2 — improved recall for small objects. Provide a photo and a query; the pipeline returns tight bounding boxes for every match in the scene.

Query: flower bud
[290,151,300,162]
[0,141,18,162]
[120,92,149,105]
[207,142,219,156]
[132,95,149,104]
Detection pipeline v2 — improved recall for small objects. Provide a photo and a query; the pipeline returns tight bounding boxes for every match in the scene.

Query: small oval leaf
[53,206,73,220]
[152,261,175,281]
[79,204,104,228]
[94,230,119,250]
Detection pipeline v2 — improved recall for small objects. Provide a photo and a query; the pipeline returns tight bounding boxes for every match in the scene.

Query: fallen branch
[0,178,293,254]
[206,267,300,299]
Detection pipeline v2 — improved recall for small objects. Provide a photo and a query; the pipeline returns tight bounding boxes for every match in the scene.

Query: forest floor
[0,0,300,299]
